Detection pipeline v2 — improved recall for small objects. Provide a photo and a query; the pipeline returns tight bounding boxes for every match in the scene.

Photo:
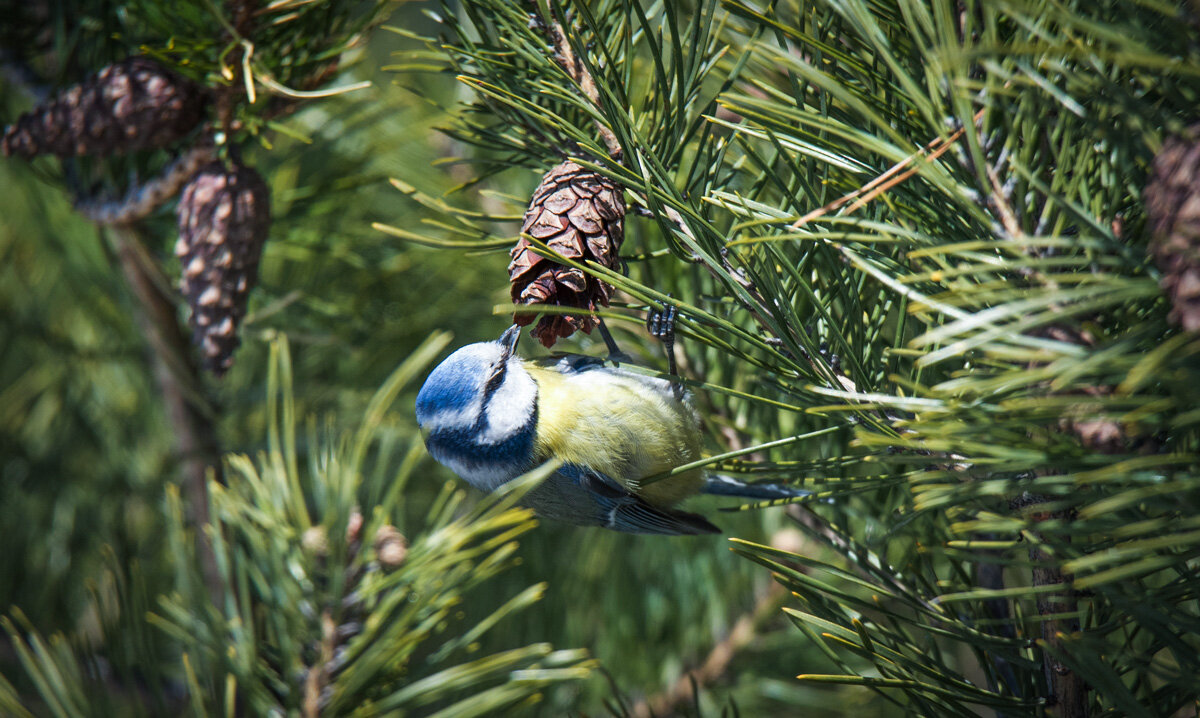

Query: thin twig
[1011,494,1089,718]
[791,108,986,231]
[303,609,337,718]
[542,10,622,159]
[984,158,1024,241]
[76,145,216,225]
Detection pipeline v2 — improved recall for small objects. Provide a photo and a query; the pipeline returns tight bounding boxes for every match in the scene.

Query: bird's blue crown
[415,345,491,422]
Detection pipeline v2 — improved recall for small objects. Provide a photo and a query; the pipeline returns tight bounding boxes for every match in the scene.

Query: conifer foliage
[5,0,1200,714]
[384,0,1200,714]
[1,0,390,374]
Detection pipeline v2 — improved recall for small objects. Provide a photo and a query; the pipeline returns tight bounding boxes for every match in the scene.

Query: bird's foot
[647,300,679,377]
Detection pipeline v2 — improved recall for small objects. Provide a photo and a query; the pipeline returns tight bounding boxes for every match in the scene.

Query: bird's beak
[498,324,521,359]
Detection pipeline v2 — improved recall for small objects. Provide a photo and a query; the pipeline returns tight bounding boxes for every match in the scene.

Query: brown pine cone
[509,161,625,347]
[1146,125,1200,332]
[2,57,206,158]
[175,161,270,376]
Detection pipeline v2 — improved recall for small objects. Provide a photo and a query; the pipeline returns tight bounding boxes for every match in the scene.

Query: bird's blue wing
[555,464,720,535]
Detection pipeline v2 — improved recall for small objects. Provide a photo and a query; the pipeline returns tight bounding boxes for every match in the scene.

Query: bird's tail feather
[701,475,810,500]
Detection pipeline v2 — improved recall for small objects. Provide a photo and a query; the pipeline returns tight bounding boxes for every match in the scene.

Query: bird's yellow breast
[525,361,703,505]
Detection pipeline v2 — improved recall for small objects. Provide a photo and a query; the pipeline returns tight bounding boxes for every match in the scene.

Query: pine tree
[6,0,1200,715]
[381,0,1200,714]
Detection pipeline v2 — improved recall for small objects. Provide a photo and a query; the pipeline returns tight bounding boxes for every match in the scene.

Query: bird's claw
[647,301,679,377]
[646,303,678,342]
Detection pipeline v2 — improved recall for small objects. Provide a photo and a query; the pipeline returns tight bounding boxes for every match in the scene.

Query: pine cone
[1146,125,1200,332]
[176,161,270,376]
[2,57,206,158]
[509,161,625,347]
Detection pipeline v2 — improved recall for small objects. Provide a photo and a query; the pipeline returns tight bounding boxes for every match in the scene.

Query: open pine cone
[509,161,625,347]
[1146,125,1200,332]
[2,57,206,158]
[175,160,270,376]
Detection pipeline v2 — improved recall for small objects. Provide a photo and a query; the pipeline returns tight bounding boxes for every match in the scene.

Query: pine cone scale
[527,208,569,239]
[542,188,579,214]
[587,234,611,263]
[556,268,588,292]
[567,202,603,234]
[596,189,623,220]
[509,247,544,283]
[547,231,586,257]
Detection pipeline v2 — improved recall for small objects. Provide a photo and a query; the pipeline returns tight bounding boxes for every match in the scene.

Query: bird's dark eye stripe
[482,363,506,400]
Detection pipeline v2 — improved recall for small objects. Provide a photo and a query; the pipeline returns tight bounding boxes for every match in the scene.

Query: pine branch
[302,609,336,718]
[107,225,224,603]
[1015,494,1089,718]
[76,145,216,225]
[539,8,621,159]
[788,108,986,233]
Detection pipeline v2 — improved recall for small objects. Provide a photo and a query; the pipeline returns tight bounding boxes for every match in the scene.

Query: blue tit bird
[415,323,806,535]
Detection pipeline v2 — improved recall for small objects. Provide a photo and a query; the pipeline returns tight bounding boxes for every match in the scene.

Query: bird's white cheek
[420,404,479,433]
[482,367,536,443]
